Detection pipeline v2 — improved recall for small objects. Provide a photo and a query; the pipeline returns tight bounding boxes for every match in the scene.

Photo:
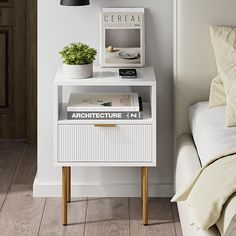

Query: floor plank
[0,142,25,209]
[0,185,46,236]
[85,198,129,236]
[12,144,37,185]
[0,141,25,152]
[171,203,183,236]
[38,197,87,236]
[130,198,176,236]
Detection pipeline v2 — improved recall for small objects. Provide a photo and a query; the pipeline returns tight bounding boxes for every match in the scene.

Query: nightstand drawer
[57,124,152,163]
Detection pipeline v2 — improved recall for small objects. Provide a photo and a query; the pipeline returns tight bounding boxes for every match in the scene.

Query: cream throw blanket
[172,151,236,230]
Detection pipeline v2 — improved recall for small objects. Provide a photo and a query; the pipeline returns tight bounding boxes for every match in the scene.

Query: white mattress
[189,102,236,166]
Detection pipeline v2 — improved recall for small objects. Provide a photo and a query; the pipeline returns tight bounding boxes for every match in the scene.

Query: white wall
[35,0,173,197]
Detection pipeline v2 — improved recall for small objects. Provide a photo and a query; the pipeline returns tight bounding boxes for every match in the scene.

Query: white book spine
[67,106,140,112]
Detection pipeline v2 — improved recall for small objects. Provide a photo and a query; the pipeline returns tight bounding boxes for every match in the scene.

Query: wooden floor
[0,141,182,236]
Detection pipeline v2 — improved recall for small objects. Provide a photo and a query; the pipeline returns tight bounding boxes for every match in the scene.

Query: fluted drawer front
[58,124,152,163]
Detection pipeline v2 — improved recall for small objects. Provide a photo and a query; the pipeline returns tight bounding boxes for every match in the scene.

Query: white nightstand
[53,66,157,226]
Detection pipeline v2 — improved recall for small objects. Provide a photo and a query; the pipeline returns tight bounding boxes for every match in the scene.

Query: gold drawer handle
[94,124,116,127]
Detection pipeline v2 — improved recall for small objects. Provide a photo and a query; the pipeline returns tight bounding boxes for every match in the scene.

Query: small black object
[101,102,112,107]
[119,68,137,79]
[138,97,143,112]
[60,0,90,6]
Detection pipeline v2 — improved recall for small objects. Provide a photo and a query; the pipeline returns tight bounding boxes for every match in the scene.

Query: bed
[173,0,236,235]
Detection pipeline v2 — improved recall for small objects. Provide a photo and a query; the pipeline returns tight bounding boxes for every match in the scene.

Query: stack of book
[67,93,143,120]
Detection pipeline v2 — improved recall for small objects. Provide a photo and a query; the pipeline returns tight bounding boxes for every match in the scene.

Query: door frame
[26,0,37,144]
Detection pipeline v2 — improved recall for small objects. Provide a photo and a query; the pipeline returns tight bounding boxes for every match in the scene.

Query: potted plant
[59,42,97,79]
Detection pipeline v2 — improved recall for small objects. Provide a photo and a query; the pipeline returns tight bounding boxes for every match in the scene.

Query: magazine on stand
[100,8,145,68]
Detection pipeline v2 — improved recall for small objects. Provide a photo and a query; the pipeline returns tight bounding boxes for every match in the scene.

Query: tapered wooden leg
[62,167,68,225]
[142,167,148,225]
[141,167,143,202]
[67,167,71,203]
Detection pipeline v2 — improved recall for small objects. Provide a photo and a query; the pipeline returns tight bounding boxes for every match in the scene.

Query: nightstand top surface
[54,66,156,86]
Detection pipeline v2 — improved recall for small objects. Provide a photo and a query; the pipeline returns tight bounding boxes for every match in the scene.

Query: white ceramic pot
[62,64,93,79]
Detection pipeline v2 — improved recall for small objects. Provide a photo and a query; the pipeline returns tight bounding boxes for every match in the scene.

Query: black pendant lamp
[60,0,90,6]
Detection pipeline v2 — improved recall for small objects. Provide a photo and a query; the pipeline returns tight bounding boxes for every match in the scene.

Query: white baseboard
[33,177,173,198]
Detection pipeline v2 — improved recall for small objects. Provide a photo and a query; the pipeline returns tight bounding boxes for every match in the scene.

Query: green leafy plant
[59,42,97,65]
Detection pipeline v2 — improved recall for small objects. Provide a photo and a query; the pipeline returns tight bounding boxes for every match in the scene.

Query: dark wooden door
[0,0,27,139]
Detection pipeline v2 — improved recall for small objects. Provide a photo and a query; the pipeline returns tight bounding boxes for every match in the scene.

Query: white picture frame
[100,8,145,68]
